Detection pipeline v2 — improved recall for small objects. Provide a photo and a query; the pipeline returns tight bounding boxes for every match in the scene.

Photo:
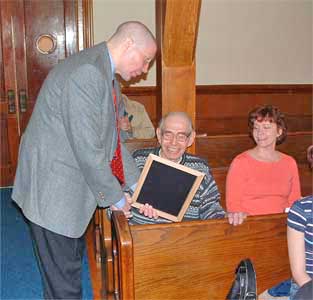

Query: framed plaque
[132,154,205,222]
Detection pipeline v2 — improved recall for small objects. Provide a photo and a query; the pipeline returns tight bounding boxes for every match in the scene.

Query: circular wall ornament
[36,34,57,54]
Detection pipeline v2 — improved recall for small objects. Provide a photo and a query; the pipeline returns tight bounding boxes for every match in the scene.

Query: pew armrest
[112,211,135,300]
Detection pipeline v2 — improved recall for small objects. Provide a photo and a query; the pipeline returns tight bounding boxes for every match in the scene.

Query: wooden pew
[104,211,291,300]
[95,132,311,263]
[124,138,159,154]
[196,131,312,168]
[123,131,312,167]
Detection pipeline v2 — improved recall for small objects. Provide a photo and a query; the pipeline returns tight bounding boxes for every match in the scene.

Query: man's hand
[111,193,133,219]
[139,203,158,219]
[124,192,132,205]
[227,212,248,226]
[119,116,132,132]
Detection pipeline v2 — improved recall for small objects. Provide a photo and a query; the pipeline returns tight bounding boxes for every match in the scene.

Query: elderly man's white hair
[158,112,194,134]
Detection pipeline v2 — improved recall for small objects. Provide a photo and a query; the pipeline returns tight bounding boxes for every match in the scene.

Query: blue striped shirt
[287,195,313,277]
[129,147,226,225]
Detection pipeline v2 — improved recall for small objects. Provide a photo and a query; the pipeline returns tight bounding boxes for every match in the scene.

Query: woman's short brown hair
[248,105,287,145]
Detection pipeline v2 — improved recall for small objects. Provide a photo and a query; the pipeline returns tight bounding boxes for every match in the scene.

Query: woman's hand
[227,211,248,226]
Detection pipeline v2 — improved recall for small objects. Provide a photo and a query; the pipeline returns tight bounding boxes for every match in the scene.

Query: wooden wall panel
[196,131,312,168]
[122,84,312,135]
[196,84,312,134]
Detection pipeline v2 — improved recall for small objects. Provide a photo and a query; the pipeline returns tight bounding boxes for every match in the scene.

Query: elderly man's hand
[227,212,248,226]
[139,203,158,219]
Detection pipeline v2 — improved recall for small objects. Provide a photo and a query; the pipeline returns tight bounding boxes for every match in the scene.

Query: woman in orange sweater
[226,105,301,226]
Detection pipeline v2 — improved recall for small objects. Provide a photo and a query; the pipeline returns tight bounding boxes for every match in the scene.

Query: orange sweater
[226,151,301,215]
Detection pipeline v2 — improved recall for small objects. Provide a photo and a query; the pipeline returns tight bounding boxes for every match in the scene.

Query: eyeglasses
[161,130,191,143]
[136,45,152,66]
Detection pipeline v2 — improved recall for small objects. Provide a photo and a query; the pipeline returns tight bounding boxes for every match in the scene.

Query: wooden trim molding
[121,84,312,134]
[196,84,313,94]
[122,86,157,96]
[77,0,94,50]
[122,84,313,95]
[82,0,94,48]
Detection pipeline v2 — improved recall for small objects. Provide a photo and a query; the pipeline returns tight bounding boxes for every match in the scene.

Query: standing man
[12,21,157,299]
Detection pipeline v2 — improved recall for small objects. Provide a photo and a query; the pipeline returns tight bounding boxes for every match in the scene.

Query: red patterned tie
[110,84,125,186]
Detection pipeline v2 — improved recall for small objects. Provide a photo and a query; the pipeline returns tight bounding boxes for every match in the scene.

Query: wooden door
[0,0,93,186]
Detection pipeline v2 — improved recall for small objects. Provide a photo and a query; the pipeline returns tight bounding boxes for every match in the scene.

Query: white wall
[93,0,312,86]
[197,0,312,84]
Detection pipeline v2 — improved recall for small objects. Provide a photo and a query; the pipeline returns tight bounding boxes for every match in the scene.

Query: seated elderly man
[129,111,225,225]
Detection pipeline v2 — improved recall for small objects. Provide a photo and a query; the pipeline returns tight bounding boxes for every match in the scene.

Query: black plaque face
[136,160,197,215]
[132,154,205,222]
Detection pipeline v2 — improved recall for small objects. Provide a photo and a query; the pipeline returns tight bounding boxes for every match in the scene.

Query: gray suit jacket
[12,42,140,238]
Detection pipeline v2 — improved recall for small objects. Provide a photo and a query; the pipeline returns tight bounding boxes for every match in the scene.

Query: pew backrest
[122,85,313,135]
[195,86,312,135]
[124,138,159,154]
[196,131,312,168]
[124,132,312,168]
[110,211,291,300]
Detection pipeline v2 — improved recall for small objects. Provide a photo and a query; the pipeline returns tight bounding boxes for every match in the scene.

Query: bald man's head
[108,21,157,82]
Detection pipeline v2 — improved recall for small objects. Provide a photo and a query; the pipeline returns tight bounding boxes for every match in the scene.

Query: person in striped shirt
[287,146,313,300]
[129,111,225,225]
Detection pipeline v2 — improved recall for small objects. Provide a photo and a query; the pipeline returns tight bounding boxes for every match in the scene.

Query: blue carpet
[1,188,93,299]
